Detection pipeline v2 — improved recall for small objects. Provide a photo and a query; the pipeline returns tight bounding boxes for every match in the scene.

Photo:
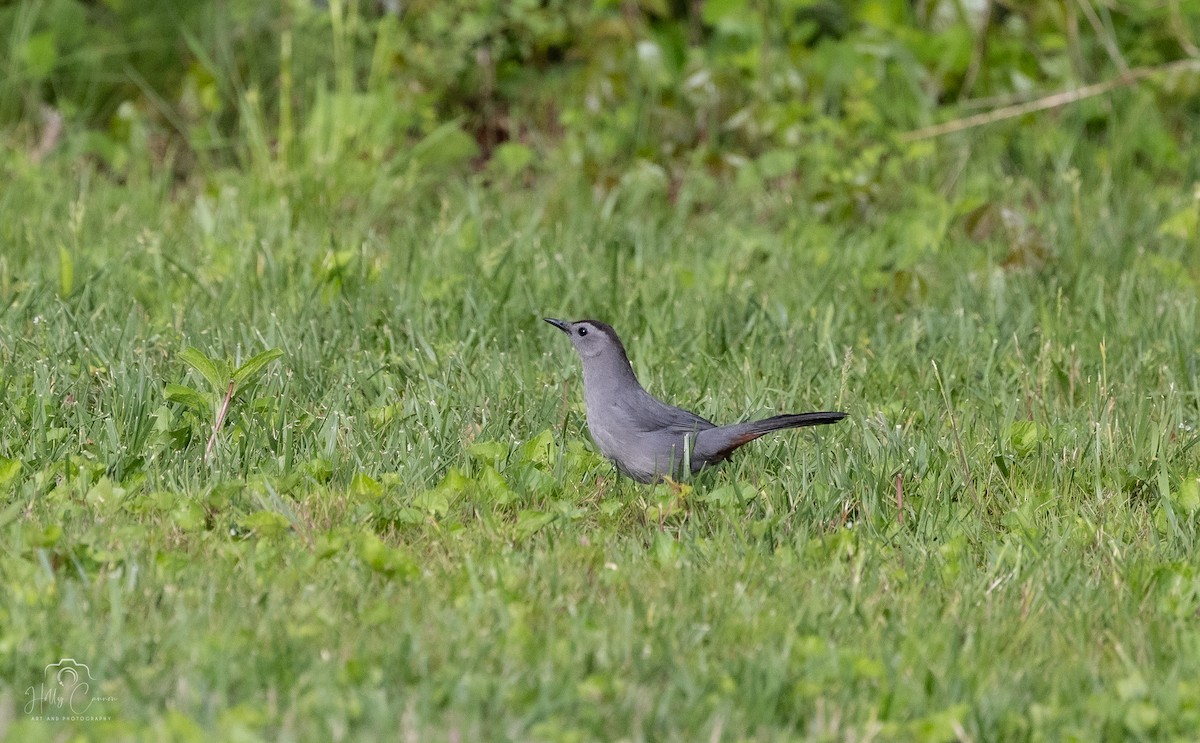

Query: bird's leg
[682,432,694,480]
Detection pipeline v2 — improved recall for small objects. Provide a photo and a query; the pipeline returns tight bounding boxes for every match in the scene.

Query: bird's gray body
[545,318,846,483]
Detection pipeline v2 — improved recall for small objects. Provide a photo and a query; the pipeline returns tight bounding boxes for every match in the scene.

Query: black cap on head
[577,319,620,340]
[544,318,629,357]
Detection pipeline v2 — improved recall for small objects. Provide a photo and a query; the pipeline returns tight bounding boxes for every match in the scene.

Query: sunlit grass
[2,115,1200,741]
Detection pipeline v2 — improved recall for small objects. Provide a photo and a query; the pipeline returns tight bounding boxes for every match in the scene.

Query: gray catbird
[545,318,846,483]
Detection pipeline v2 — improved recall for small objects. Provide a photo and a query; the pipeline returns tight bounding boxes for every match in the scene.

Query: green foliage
[165,346,284,457]
[5,0,1200,197]
[4,1,1200,740]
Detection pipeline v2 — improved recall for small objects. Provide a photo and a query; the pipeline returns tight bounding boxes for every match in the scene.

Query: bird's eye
[577,327,588,337]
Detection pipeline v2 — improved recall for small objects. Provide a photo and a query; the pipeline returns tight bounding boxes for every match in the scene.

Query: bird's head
[543,318,628,361]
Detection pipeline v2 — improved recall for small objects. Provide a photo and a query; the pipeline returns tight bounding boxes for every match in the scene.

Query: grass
[2,99,1200,741]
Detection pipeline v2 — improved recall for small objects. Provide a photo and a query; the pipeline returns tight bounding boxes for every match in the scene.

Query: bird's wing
[617,393,716,436]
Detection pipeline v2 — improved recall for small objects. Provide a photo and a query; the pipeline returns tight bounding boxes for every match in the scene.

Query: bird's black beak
[543,318,570,333]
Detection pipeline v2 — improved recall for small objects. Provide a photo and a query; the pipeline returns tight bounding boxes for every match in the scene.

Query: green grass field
[4,6,1200,740]
[4,130,1199,740]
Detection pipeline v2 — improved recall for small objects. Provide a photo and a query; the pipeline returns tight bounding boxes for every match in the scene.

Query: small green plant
[166,346,284,460]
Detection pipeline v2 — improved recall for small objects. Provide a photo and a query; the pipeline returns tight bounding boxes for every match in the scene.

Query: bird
[544,318,846,483]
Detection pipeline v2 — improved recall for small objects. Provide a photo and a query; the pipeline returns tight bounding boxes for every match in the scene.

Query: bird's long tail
[694,411,847,462]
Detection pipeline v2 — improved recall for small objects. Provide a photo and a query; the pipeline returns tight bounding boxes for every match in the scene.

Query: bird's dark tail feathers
[743,412,847,434]
[693,411,847,463]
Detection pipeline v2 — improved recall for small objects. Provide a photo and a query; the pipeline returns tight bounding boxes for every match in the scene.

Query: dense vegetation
[3,1,1200,740]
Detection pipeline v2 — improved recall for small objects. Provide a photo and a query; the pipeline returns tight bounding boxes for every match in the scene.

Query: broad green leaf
[653,532,680,565]
[0,499,22,529]
[164,383,210,415]
[367,403,404,430]
[436,467,471,496]
[31,523,63,548]
[702,484,737,507]
[411,120,479,170]
[490,142,533,177]
[58,245,74,296]
[316,250,356,277]
[0,457,21,487]
[315,532,347,560]
[19,31,58,78]
[701,0,747,25]
[85,476,126,510]
[598,499,623,517]
[1173,477,1200,516]
[232,348,283,387]
[172,501,206,531]
[305,458,333,483]
[357,533,418,579]
[516,464,556,494]
[1007,421,1041,456]
[238,510,292,538]
[519,429,558,469]
[905,703,971,740]
[179,347,229,394]
[412,488,450,517]
[478,465,516,505]
[1157,205,1197,239]
[515,509,556,539]
[468,440,509,465]
[380,506,425,526]
[350,472,383,499]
